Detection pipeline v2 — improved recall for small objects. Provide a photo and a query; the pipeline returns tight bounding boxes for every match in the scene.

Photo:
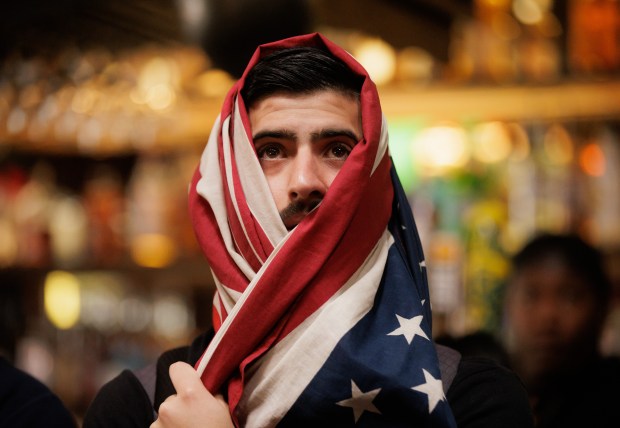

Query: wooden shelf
[377,79,620,123]
[2,79,619,156]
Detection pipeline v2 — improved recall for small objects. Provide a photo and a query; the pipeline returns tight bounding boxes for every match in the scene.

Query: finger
[156,394,179,426]
[214,394,230,408]
[169,362,211,399]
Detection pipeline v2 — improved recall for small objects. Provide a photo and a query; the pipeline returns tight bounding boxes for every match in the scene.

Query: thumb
[169,361,213,399]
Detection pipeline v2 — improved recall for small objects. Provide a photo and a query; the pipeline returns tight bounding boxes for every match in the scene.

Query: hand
[150,362,234,428]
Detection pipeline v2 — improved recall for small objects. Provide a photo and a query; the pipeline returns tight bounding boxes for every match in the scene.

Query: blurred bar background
[1,0,619,423]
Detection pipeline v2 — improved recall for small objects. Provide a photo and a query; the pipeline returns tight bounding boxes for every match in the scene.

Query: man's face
[248,90,362,230]
[505,261,602,382]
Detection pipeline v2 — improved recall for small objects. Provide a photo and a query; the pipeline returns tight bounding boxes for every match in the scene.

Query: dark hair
[241,46,364,108]
[511,233,612,302]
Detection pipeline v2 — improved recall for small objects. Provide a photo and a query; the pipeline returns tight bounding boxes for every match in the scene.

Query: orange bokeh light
[579,143,606,177]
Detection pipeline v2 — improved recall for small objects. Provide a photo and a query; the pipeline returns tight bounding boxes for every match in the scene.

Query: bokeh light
[130,233,178,268]
[579,142,606,177]
[44,270,81,330]
[413,124,470,175]
[353,37,397,86]
[471,121,512,164]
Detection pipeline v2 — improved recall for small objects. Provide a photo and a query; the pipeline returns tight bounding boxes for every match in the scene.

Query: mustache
[279,198,322,224]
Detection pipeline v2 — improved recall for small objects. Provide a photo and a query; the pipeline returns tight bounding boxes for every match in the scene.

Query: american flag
[188,33,457,427]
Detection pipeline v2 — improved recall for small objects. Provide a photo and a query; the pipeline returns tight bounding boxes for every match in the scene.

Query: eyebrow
[253,129,296,141]
[252,128,361,143]
[312,129,360,142]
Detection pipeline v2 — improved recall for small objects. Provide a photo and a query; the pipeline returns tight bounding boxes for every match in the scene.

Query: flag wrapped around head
[189,33,456,427]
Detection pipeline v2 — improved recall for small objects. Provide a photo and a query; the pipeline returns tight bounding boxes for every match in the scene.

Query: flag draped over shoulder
[188,32,457,427]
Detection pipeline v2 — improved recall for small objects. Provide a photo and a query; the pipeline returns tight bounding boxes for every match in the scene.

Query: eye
[257,144,283,159]
[560,287,583,305]
[327,142,353,159]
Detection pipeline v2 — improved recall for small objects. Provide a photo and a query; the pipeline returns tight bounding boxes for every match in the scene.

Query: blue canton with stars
[277,167,458,427]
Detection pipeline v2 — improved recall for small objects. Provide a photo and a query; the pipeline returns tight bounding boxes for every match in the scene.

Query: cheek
[508,305,533,333]
[320,159,346,185]
[323,169,340,189]
[262,173,288,212]
[506,298,541,342]
[562,305,600,339]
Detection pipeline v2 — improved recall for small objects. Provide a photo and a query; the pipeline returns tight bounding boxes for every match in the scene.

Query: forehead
[511,262,594,292]
[247,90,361,136]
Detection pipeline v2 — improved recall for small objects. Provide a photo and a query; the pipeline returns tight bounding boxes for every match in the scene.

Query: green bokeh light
[387,117,425,194]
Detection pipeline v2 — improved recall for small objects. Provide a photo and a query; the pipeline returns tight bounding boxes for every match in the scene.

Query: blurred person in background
[1,277,76,427]
[85,33,532,428]
[504,233,620,428]
[0,356,77,427]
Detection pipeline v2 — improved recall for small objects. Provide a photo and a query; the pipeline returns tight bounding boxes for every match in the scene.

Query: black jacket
[0,357,76,428]
[84,331,533,428]
[530,356,620,428]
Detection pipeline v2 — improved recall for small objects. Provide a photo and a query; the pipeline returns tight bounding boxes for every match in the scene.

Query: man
[1,272,76,427]
[504,233,620,427]
[0,356,77,427]
[84,33,532,427]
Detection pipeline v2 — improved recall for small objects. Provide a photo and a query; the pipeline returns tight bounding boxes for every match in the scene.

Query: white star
[412,369,446,413]
[387,314,429,344]
[336,380,382,423]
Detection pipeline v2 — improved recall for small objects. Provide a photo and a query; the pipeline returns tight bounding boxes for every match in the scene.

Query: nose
[288,150,328,202]
[533,297,562,329]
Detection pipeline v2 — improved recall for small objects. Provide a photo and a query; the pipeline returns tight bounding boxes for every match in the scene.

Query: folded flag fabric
[189,32,457,427]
